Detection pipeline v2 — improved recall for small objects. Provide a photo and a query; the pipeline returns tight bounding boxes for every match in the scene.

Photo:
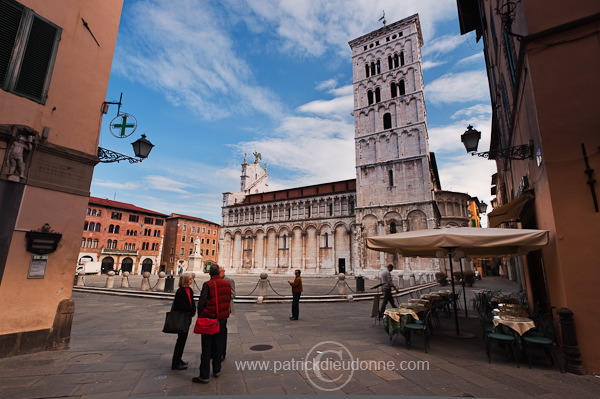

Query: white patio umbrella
[366,227,550,336]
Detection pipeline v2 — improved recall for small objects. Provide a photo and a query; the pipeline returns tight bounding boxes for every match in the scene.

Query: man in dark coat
[192,264,231,383]
[288,269,303,320]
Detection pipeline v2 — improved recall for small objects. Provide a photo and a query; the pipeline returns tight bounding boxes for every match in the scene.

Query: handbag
[194,281,221,335]
[162,310,191,334]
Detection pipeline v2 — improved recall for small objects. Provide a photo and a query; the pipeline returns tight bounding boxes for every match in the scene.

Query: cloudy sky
[92,0,495,224]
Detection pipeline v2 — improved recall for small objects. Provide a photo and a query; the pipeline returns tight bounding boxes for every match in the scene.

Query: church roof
[239,179,356,205]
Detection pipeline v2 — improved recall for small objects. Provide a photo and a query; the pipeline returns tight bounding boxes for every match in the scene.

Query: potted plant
[463,270,475,287]
[435,271,448,286]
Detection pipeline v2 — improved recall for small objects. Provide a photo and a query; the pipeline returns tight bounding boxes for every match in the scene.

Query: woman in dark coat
[171,273,196,370]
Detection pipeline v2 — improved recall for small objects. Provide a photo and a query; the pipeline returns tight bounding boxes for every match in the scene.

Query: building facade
[161,214,220,274]
[457,0,600,372]
[79,197,167,275]
[219,15,472,277]
[0,0,123,357]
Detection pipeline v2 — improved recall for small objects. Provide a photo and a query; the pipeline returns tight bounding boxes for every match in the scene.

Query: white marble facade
[219,15,468,277]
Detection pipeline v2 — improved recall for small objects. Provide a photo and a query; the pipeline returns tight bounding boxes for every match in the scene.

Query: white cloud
[422,34,464,56]
[425,70,489,104]
[144,175,192,194]
[456,52,485,67]
[297,95,353,117]
[422,60,447,70]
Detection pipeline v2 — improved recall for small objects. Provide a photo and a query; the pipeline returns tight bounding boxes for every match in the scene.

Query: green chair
[522,314,564,372]
[486,327,520,368]
[404,311,433,353]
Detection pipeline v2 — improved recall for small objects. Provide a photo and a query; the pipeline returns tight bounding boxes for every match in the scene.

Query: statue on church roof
[253,151,262,163]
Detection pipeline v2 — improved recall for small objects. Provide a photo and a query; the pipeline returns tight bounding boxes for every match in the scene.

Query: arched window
[86,208,91,215]
[108,224,115,234]
[89,222,95,231]
[393,54,399,68]
[376,60,381,74]
[390,222,397,234]
[388,55,393,70]
[367,90,374,105]
[365,64,370,78]
[93,239,98,249]
[91,209,97,216]
[97,210,101,217]
[375,87,381,103]
[399,80,405,95]
[383,113,392,129]
[87,238,92,248]
[323,232,329,248]
[84,221,89,231]
[95,223,101,232]
[400,51,405,66]
[370,62,376,76]
[81,238,86,247]
[388,170,394,187]
[114,225,120,234]
[391,82,397,98]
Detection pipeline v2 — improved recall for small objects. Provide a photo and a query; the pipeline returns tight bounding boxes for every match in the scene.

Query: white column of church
[316,232,320,273]
[287,234,291,269]
[262,235,267,270]
[251,235,256,269]
[301,231,306,269]
[331,231,336,273]
[377,221,385,269]
[229,236,234,269]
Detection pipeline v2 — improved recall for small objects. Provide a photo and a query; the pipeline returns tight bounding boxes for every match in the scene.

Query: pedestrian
[219,266,235,361]
[288,269,302,320]
[192,264,231,384]
[379,264,399,319]
[171,273,196,370]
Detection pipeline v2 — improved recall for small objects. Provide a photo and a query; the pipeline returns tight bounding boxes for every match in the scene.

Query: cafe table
[383,308,419,342]
[493,315,535,336]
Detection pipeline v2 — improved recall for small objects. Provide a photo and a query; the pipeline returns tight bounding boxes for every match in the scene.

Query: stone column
[257,273,269,303]
[140,271,151,291]
[301,231,306,269]
[337,273,347,295]
[121,271,130,288]
[105,270,115,288]
[156,271,166,292]
[76,272,85,287]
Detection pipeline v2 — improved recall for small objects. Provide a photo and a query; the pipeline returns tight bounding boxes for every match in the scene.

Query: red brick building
[79,197,167,274]
[162,214,220,274]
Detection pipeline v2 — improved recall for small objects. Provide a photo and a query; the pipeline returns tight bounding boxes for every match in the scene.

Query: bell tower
[349,14,439,269]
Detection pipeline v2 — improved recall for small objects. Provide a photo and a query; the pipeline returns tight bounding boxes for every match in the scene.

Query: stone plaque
[27,149,95,196]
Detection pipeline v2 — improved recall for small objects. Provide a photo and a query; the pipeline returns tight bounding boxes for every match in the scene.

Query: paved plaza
[1,276,599,399]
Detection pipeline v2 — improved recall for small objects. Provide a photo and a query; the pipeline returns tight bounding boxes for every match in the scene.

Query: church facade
[218,15,471,277]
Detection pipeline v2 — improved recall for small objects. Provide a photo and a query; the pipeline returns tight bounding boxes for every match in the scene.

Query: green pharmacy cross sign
[109,113,137,138]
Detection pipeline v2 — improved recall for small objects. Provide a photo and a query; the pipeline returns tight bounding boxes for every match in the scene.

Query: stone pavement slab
[1,277,599,399]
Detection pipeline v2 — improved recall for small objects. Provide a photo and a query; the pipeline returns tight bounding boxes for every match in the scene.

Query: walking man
[379,264,399,319]
[288,269,303,320]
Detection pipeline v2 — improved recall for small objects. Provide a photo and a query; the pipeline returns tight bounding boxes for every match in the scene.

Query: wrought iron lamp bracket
[470,144,533,160]
[97,147,142,163]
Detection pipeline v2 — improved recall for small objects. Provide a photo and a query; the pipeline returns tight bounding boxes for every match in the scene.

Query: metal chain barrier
[267,280,287,296]
[242,281,260,296]
[344,281,357,294]
[322,281,340,296]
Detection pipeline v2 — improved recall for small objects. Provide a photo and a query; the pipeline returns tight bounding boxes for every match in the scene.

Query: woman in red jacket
[192,264,231,383]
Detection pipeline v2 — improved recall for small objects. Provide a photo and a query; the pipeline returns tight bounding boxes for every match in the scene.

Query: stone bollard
[337,273,347,295]
[156,271,166,292]
[76,271,85,286]
[396,273,404,289]
[105,270,115,288]
[402,271,411,288]
[416,272,423,285]
[409,273,416,287]
[257,273,269,301]
[121,271,130,288]
[140,271,151,291]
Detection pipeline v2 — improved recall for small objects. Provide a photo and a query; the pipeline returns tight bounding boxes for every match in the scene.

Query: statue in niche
[3,124,36,181]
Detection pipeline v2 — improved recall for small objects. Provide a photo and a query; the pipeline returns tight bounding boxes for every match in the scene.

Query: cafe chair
[486,327,520,368]
[404,310,433,353]
[522,313,564,372]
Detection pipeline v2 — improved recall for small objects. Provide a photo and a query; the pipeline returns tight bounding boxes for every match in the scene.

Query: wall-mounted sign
[28,255,48,278]
[109,113,137,138]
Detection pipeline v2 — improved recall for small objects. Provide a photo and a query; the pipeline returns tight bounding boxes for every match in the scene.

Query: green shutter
[14,15,59,101]
[0,0,23,87]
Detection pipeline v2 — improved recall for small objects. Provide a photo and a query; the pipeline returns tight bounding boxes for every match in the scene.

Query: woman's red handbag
[193,281,220,335]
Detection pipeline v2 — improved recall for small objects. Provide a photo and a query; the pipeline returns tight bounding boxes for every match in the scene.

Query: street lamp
[461,125,533,160]
[477,200,488,214]
[97,134,154,163]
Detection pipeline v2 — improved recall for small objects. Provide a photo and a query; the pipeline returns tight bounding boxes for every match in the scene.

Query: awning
[488,192,534,228]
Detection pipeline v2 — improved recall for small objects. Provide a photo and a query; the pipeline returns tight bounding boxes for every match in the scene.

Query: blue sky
[91,0,495,225]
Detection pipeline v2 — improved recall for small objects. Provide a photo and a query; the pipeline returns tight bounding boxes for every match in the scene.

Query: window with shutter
[0,0,61,103]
